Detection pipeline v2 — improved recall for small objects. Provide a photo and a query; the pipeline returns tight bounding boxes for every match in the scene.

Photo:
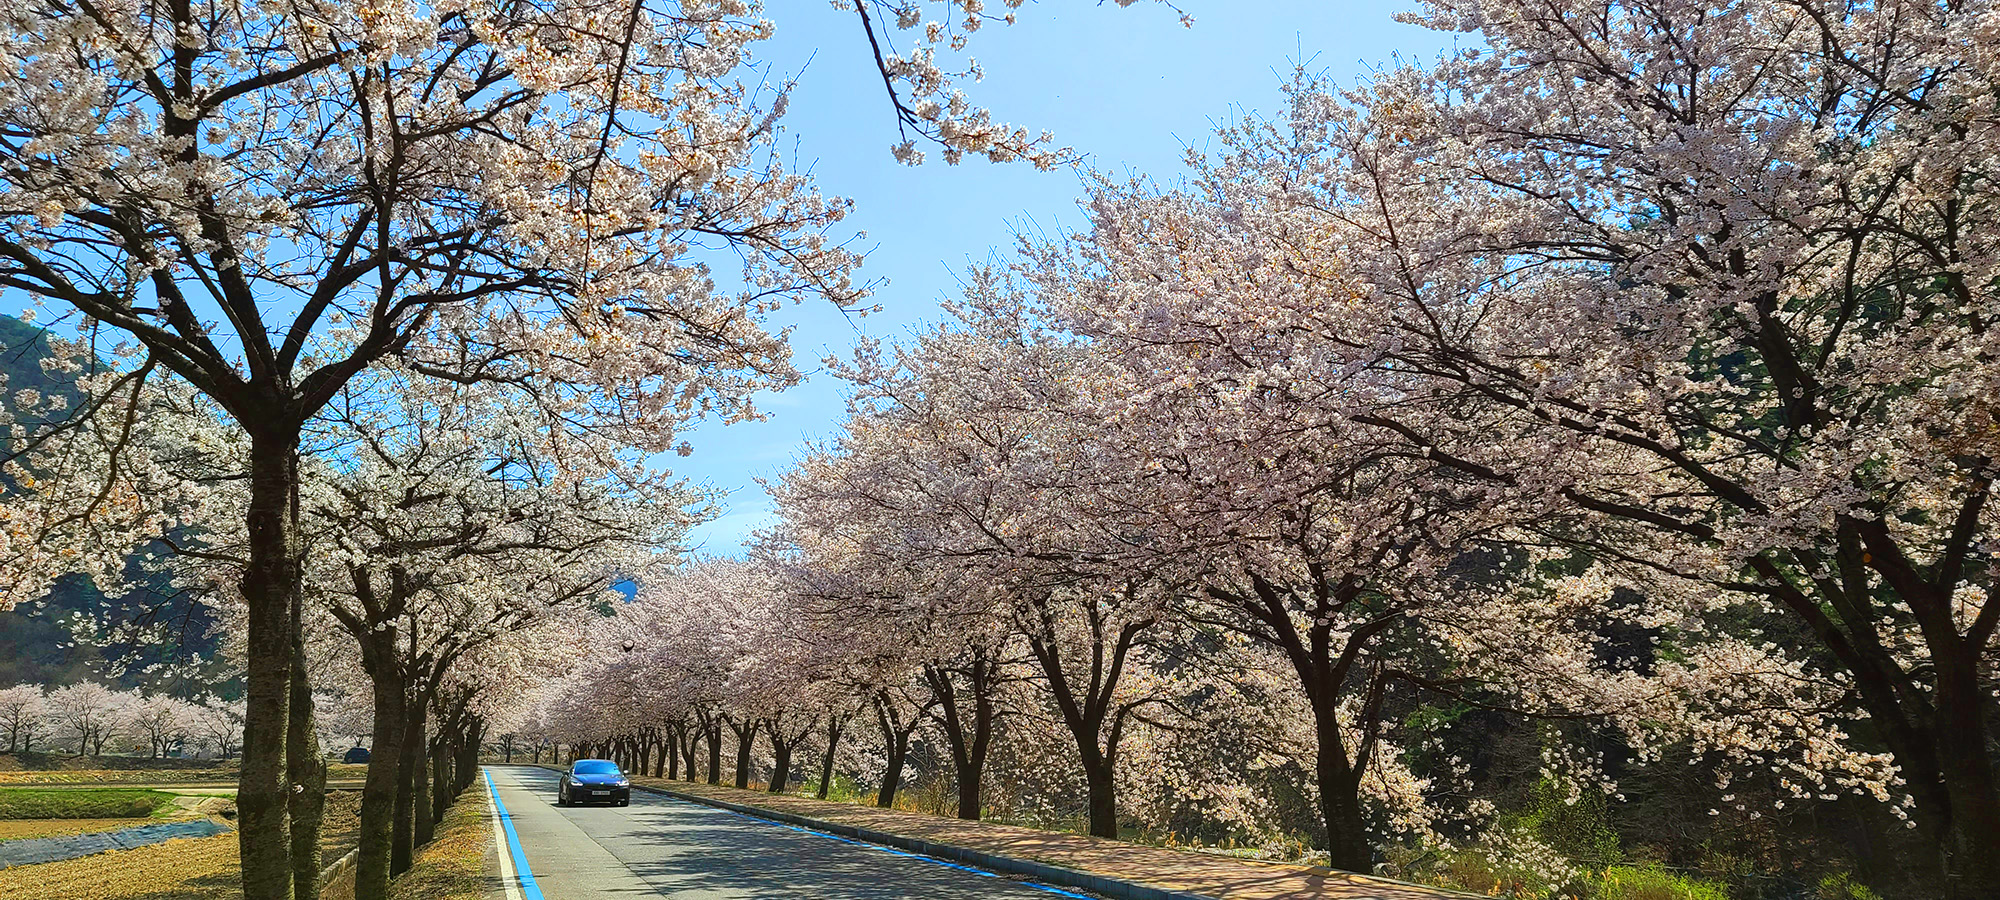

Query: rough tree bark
[706,722,723,786]
[391,695,426,875]
[923,654,1001,821]
[238,434,302,900]
[728,718,757,789]
[872,691,925,810]
[816,715,846,801]
[287,637,326,900]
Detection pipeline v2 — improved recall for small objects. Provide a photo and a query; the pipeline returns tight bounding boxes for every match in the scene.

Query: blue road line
[688,798,1093,899]
[485,768,547,900]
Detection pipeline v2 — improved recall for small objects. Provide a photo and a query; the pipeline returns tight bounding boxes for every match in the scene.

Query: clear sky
[674,1,1458,553]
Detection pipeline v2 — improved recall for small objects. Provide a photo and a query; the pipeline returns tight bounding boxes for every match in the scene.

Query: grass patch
[1596,865,1731,900]
[0,788,177,819]
[0,753,233,773]
[386,785,491,900]
[0,761,363,787]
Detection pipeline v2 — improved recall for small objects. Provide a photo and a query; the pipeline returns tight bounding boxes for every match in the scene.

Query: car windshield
[572,761,621,775]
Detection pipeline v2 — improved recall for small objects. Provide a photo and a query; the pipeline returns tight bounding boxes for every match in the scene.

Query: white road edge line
[484,768,526,900]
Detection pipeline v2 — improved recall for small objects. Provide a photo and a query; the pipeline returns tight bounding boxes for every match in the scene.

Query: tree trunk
[429,732,451,831]
[1023,615,1146,840]
[1083,761,1118,839]
[412,725,435,848]
[391,698,426,875]
[706,724,722,785]
[458,721,482,795]
[239,436,301,900]
[1306,680,1373,873]
[732,722,755,789]
[873,698,915,810]
[1933,645,2000,896]
[877,736,907,809]
[925,660,997,821]
[288,645,326,900]
[768,736,791,795]
[954,762,983,820]
[1316,753,1372,874]
[817,718,844,801]
[354,646,405,900]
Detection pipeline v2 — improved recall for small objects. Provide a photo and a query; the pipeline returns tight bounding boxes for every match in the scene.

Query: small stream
[0,820,229,868]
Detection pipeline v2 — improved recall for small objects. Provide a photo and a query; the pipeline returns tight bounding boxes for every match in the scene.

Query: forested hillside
[0,315,232,698]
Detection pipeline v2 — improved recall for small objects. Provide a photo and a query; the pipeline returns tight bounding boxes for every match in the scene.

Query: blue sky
[673,1,1458,553]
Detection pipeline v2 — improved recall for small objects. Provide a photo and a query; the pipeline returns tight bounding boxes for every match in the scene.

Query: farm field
[0,791,362,900]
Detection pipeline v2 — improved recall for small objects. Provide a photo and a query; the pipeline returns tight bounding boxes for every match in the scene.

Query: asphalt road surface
[481,765,1086,900]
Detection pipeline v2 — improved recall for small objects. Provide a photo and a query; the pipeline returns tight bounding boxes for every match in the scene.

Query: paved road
[482,765,1084,900]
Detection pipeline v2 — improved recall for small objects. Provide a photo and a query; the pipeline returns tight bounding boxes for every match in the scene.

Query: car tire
[618,798,629,807]
[557,786,568,807]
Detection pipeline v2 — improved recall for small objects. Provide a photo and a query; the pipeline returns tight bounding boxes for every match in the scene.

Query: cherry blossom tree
[1051,0,2000,887]
[297,379,684,900]
[0,0,1183,889]
[45,681,128,756]
[0,685,46,753]
[129,691,202,758]
[193,696,245,759]
[762,467,1030,820]
[768,307,1189,835]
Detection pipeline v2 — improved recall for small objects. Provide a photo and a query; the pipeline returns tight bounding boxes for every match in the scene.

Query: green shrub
[1595,864,1731,900]
[1816,872,1882,900]
[801,771,865,803]
[1518,778,1621,870]
[0,787,176,819]
[1397,845,1565,900]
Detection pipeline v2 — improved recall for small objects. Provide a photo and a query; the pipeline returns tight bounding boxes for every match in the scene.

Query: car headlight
[615,779,629,787]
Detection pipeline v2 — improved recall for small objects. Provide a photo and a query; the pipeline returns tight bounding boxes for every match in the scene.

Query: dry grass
[0,770,236,786]
[0,760,366,786]
[0,830,244,900]
[0,790,367,900]
[385,786,491,900]
[317,791,364,860]
[0,817,158,842]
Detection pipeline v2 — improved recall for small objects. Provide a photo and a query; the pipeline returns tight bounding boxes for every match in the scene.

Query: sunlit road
[480,765,1081,900]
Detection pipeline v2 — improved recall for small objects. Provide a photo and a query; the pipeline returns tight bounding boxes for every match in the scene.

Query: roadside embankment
[381,784,493,900]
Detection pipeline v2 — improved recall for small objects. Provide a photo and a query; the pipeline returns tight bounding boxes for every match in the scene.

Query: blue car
[558,759,631,807]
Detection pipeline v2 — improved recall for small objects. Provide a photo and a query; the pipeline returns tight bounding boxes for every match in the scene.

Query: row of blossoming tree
[529,0,2000,894]
[0,682,243,758]
[0,1,1164,899]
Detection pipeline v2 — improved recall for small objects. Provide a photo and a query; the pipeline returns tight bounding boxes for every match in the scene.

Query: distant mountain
[0,315,235,698]
[0,314,76,405]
